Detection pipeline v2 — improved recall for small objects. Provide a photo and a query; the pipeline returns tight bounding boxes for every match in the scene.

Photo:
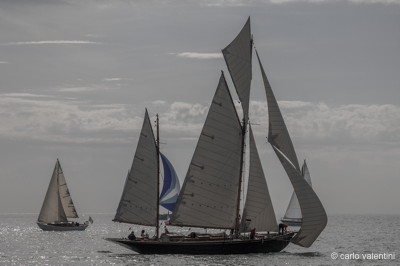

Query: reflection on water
[0,214,398,265]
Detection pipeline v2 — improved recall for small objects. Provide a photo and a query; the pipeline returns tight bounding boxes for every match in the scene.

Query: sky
[0,0,399,216]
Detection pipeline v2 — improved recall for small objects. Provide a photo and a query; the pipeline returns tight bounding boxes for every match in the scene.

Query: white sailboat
[281,160,312,226]
[37,159,92,231]
[107,17,327,254]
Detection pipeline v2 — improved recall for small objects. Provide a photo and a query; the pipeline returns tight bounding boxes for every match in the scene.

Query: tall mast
[56,159,61,223]
[155,114,160,239]
[234,117,247,236]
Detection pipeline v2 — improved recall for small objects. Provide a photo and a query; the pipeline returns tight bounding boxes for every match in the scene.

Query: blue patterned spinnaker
[159,153,180,212]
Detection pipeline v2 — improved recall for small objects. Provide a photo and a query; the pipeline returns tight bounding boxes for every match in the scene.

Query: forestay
[222,17,252,120]
[240,125,278,233]
[170,72,243,229]
[113,110,158,226]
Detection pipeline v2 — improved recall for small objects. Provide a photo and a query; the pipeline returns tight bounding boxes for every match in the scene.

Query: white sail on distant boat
[107,17,327,254]
[281,160,312,226]
[37,159,93,231]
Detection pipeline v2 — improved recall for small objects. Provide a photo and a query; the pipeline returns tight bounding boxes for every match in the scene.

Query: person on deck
[250,228,256,239]
[128,231,136,240]
[141,229,149,238]
[279,223,288,234]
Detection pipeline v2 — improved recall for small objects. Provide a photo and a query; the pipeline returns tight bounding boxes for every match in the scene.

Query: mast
[155,114,160,239]
[222,17,252,236]
[56,160,60,223]
[234,117,246,236]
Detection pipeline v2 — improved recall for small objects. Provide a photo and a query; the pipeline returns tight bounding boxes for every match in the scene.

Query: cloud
[103,78,122,82]
[57,87,97,92]
[0,61,9,64]
[0,93,140,143]
[1,93,399,146]
[249,101,400,146]
[0,40,99,46]
[174,52,222,59]
[151,100,167,106]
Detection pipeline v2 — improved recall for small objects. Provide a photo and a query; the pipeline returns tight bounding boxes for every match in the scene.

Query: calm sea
[0,214,398,265]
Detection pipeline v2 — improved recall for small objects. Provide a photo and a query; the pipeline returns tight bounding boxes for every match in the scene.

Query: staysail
[113,109,158,226]
[38,159,68,224]
[240,125,278,233]
[256,50,300,171]
[222,17,252,120]
[159,152,181,212]
[272,147,327,247]
[170,72,243,229]
[283,160,312,221]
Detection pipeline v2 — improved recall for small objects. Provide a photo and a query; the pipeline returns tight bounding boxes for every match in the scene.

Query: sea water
[0,214,398,265]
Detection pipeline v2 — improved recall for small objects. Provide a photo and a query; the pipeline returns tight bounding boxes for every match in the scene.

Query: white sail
[283,160,312,221]
[272,146,327,247]
[113,170,130,222]
[38,159,68,224]
[57,163,79,218]
[113,109,158,226]
[283,192,302,221]
[302,160,312,186]
[222,17,252,120]
[256,50,300,171]
[240,125,278,233]
[256,48,326,247]
[170,72,243,229]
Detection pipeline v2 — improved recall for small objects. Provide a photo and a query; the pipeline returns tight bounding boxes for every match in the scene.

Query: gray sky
[0,0,399,216]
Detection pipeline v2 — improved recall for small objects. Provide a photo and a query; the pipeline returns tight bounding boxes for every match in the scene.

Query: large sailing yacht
[106,17,327,254]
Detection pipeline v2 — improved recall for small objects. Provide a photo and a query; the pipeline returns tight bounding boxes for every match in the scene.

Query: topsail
[222,17,252,120]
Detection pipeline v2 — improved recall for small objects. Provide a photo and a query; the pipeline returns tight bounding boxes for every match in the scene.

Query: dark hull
[37,222,88,231]
[106,233,294,255]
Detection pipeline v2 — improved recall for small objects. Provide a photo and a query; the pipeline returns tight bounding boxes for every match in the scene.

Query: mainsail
[113,109,158,226]
[159,152,181,212]
[170,72,243,229]
[38,159,68,224]
[222,17,252,120]
[283,160,312,221]
[240,125,278,233]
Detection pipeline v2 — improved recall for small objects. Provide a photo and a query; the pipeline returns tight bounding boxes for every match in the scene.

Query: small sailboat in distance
[37,159,92,231]
[281,160,312,226]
